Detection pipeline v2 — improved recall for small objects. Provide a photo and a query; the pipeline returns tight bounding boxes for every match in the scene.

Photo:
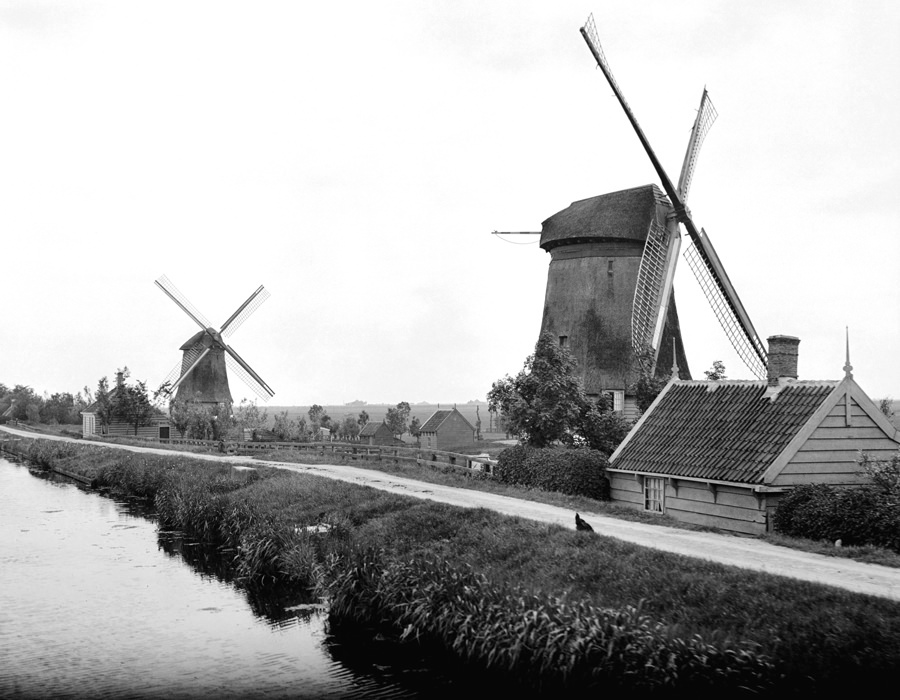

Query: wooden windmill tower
[155,275,275,406]
[532,15,767,416]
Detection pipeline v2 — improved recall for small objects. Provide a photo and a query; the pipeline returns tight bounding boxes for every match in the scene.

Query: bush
[494,443,531,485]
[494,445,609,500]
[773,484,900,552]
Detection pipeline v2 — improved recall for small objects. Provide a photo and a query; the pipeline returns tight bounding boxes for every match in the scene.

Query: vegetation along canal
[0,456,441,699]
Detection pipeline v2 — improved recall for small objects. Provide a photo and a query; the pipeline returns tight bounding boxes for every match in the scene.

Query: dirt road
[4,425,900,602]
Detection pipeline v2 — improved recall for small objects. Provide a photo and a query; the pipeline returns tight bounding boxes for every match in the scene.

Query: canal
[0,456,448,699]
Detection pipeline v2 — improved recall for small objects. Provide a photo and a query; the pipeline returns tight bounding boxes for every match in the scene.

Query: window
[559,335,568,348]
[602,390,625,413]
[644,476,665,513]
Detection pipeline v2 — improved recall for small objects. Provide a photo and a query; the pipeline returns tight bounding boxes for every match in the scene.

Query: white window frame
[602,390,625,413]
[644,476,665,513]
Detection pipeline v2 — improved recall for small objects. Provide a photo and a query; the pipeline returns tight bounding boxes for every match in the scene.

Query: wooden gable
[764,376,900,487]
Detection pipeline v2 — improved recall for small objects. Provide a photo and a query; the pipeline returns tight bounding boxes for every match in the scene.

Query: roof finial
[843,326,853,379]
[671,338,680,380]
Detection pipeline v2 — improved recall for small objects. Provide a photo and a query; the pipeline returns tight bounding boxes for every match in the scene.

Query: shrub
[493,443,531,485]
[494,445,609,500]
[773,484,900,553]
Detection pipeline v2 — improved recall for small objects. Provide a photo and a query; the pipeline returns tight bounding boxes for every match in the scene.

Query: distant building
[359,421,395,446]
[608,336,900,535]
[81,373,171,439]
[419,408,476,450]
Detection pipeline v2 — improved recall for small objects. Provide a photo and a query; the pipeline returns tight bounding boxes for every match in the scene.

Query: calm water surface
[0,457,440,699]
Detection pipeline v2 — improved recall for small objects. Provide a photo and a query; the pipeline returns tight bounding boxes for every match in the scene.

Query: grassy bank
[4,437,900,694]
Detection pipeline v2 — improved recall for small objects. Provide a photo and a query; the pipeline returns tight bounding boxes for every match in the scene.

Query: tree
[487,332,587,448]
[308,404,325,427]
[112,380,154,436]
[94,377,114,430]
[273,410,298,441]
[633,349,668,414]
[704,360,727,381]
[341,414,360,441]
[7,385,43,422]
[358,409,369,427]
[169,400,193,438]
[878,397,895,421]
[234,398,268,439]
[41,392,77,425]
[385,401,411,438]
[577,394,632,456]
[408,416,421,437]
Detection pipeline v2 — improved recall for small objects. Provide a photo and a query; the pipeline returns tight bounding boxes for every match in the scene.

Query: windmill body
[539,185,690,413]
[175,329,233,404]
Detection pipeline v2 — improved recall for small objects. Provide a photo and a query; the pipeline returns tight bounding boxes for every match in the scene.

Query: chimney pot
[767,335,800,386]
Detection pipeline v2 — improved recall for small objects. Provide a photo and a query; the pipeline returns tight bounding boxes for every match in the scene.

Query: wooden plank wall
[774,398,900,487]
[609,473,768,536]
[435,414,474,449]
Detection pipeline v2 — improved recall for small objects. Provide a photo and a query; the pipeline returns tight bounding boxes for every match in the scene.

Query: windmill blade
[155,275,213,331]
[677,88,718,204]
[580,15,682,214]
[632,215,681,356]
[683,228,768,379]
[224,345,274,400]
[158,343,204,396]
[168,347,212,393]
[220,285,271,338]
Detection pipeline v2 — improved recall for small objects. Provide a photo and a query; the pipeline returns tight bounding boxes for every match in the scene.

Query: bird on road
[575,513,594,532]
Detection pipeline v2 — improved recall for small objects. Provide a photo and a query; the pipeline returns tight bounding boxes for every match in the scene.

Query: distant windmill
[515,15,767,415]
[155,275,274,406]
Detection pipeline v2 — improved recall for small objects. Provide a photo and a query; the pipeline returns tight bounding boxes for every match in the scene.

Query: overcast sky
[1,1,898,406]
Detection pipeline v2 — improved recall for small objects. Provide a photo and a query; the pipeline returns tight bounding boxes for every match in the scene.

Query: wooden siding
[623,395,639,422]
[609,472,770,536]
[773,398,899,487]
[422,411,475,450]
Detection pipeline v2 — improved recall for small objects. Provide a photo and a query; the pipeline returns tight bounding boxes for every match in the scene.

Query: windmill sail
[677,89,718,203]
[580,14,767,378]
[631,213,680,355]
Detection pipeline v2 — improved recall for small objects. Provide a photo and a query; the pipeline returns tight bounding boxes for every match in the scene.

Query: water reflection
[0,457,426,698]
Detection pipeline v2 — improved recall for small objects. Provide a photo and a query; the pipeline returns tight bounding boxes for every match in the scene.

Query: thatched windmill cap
[539,184,670,251]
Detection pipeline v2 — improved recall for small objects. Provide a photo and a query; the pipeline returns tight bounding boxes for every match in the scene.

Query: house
[419,407,476,450]
[608,335,900,535]
[81,374,171,440]
[359,421,395,446]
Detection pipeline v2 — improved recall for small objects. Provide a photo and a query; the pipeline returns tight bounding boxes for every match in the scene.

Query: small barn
[419,408,476,450]
[608,336,900,535]
[359,421,395,446]
[81,378,171,440]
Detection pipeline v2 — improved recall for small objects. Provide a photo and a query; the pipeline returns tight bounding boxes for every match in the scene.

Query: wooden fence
[120,437,498,477]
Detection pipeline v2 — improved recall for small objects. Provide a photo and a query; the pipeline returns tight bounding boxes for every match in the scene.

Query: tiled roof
[82,386,120,414]
[359,421,388,437]
[611,380,837,484]
[420,410,453,433]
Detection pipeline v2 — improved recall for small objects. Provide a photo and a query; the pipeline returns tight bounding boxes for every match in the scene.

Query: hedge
[495,445,610,500]
[773,484,900,553]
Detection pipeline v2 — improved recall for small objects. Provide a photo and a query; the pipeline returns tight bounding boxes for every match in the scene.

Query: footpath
[3,424,900,602]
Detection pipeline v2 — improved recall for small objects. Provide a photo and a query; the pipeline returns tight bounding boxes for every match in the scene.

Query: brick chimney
[115,371,125,389]
[767,335,800,385]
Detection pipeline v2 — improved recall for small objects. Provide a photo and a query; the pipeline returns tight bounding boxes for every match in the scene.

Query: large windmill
[533,15,767,415]
[155,275,274,406]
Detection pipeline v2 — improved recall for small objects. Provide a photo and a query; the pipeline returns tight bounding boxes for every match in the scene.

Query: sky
[1,0,898,406]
